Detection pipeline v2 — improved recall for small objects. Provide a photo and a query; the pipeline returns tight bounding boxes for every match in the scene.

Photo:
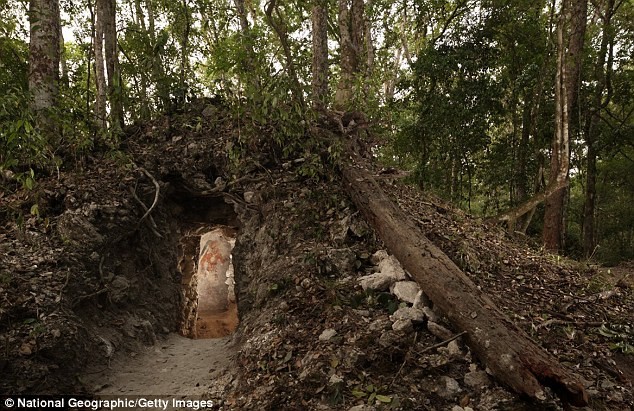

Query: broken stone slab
[370,249,388,265]
[390,281,421,304]
[359,272,393,291]
[391,319,414,333]
[359,255,409,291]
[377,255,408,281]
[390,307,425,322]
[413,290,432,309]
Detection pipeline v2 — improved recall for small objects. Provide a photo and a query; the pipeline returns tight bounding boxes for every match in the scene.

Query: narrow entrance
[170,191,241,340]
[194,226,238,338]
[179,225,239,339]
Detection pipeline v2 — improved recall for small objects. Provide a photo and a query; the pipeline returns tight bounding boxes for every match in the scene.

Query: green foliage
[351,383,393,405]
[0,31,28,92]
[394,1,552,211]
[1,0,631,268]
[0,89,50,173]
[593,153,634,264]
[0,27,50,175]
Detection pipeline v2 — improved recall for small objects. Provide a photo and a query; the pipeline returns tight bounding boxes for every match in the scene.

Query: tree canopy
[1,0,633,263]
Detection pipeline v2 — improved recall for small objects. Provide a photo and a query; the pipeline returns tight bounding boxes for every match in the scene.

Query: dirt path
[84,333,235,397]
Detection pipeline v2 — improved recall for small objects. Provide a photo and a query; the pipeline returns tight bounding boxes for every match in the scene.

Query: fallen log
[341,161,588,407]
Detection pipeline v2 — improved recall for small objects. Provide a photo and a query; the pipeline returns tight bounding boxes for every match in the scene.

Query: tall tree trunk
[510,101,532,232]
[93,0,108,130]
[59,30,69,88]
[384,47,402,103]
[582,0,616,258]
[363,0,374,97]
[101,0,124,131]
[515,102,531,204]
[543,0,587,253]
[334,0,364,109]
[134,0,150,118]
[334,0,353,109]
[145,0,169,112]
[179,0,191,103]
[29,0,61,142]
[311,0,329,110]
[399,4,414,67]
[496,2,575,231]
[351,0,364,66]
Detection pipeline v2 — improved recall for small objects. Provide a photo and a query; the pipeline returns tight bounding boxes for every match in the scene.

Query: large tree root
[342,161,588,407]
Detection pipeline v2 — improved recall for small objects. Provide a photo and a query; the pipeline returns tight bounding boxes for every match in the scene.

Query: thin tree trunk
[508,29,552,233]
[543,0,587,252]
[92,0,107,131]
[29,0,61,142]
[59,30,69,87]
[179,0,191,103]
[146,0,156,42]
[363,0,374,97]
[498,5,573,231]
[311,0,329,110]
[384,47,401,103]
[582,0,615,258]
[399,4,413,67]
[515,102,531,203]
[519,160,546,233]
[102,0,124,131]
[134,0,150,118]
[145,0,169,112]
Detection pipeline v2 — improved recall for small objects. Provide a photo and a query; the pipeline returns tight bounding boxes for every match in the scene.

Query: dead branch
[415,331,468,356]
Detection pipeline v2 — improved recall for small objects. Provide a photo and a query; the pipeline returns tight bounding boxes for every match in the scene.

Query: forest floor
[0,100,633,410]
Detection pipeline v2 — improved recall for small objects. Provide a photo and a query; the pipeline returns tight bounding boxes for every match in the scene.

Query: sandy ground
[196,305,239,339]
[83,333,235,399]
